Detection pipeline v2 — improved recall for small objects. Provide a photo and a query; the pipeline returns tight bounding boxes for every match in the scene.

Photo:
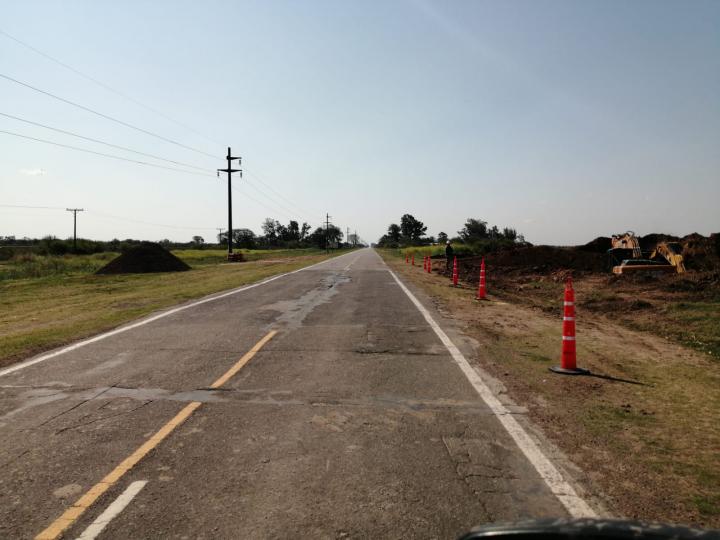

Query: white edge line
[75,480,148,540]
[0,250,358,378]
[387,268,597,519]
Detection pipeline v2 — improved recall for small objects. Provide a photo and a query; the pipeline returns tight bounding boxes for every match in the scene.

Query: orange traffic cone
[550,277,589,375]
[405,253,409,264]
[423,256,428,272]
[452,256,458,287]
[411,253,415,266]
[476,257,487,300]
[427,256,432,273]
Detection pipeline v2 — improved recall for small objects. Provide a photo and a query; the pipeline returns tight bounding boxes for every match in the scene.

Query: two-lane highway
[0,249,594,539]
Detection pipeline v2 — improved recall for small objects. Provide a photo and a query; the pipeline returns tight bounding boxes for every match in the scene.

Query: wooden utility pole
[217,147,241,259]
[66,208,84,252]
[325,213,331,253]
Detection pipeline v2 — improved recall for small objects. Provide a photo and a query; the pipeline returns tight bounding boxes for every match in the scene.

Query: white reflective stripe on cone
[562,336,576,341]
[563,301,574,306]
[563,317,575,321]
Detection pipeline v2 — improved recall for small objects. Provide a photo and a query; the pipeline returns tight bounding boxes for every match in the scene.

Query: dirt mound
[483,245,606,273]
[96,243,190,274]
[578,236,612,253]
[450,232,719,278]
[680,232,720,271]
[637,233,680,251]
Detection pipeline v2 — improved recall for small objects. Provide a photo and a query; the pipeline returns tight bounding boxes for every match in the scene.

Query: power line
[0,204,65,210]
[0,112,212,172]
[0,129,217,177]
[87,210,218,231]
[0,72,219,159]
[1,205,217,231]
[243,180,307,222]
[244,167,324,220]
[0,27,224,148]
[0,33,330,218]
[231,184,302,224]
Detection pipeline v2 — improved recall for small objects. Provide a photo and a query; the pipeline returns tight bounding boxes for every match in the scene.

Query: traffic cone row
[405,252,588,378]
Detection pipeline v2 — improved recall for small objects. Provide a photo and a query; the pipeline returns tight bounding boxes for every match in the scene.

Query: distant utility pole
[216,227,224,244]
[217,147,241,258]
[66,208,84,252]
[354,229,357,247]
[325,213,331,253]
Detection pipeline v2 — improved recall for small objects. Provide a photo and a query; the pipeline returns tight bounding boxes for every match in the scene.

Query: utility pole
[346,227,350,248]
[325,213,331,253]
[216,227,224,245]
[217,147,241,259]
[354,229,357,247]
[66,208,84,252]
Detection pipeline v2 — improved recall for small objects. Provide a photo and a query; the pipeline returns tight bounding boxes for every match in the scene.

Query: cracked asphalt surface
[0,248,571,539]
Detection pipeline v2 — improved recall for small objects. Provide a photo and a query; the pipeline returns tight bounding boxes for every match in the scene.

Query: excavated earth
[96,243,190,274]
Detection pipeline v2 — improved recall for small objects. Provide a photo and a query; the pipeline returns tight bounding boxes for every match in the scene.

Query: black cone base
[549,366,590,375]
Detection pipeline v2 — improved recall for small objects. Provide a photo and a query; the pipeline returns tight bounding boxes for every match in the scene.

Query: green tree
[458,218,488,242]
[399,214,427,246]
[218,229,257,249]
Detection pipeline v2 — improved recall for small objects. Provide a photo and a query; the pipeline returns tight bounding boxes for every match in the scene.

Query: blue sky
[1,0,718,245]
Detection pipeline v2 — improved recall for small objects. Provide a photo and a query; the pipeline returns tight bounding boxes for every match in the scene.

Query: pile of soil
[680,233,720,271]
[451,232,719,279]
[458,246,606,276]
[96,243,190,274]
[578,236,612,253]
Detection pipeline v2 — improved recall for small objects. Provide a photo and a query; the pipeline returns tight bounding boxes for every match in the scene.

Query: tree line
[0,217,355,256]
[217,218,344,250]
[376,215,525,251]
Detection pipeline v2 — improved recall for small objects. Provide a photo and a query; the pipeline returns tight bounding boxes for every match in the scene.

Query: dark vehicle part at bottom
[458,519,719,540]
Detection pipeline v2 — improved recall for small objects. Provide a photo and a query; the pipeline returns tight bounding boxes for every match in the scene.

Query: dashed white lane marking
[75,480,148,540]
[388,268,597,519]
[343,254,363,272]
[0,250,361,378]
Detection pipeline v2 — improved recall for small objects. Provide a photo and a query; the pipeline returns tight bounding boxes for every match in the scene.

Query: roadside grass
[0,248,329,281]
[378,248,720,527]
[0,248,345,368]
[0,252,116,280]
[396,244,475,259]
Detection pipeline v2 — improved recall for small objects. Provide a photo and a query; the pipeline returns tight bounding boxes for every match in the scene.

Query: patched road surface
[0,249,594,539]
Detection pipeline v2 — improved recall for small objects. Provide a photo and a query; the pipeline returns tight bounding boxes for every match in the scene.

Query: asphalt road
[0,248,593,539]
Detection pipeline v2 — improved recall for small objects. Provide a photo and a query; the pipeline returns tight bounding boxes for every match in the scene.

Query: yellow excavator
[608,231,686,274]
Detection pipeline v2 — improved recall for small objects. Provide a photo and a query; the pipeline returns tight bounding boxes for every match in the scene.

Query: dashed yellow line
[35,330,277,540]
[210,330,277,388]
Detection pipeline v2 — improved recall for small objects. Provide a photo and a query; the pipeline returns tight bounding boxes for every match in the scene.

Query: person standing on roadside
[445,240,454,271]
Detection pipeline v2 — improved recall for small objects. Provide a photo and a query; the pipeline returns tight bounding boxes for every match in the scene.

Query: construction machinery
[607,231,686,274]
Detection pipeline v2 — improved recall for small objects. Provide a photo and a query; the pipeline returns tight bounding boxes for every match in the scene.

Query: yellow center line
[210,330,277,388]
[35,330,277,540]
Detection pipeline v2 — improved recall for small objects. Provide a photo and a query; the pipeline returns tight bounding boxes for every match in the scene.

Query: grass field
[0,248,345,368]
